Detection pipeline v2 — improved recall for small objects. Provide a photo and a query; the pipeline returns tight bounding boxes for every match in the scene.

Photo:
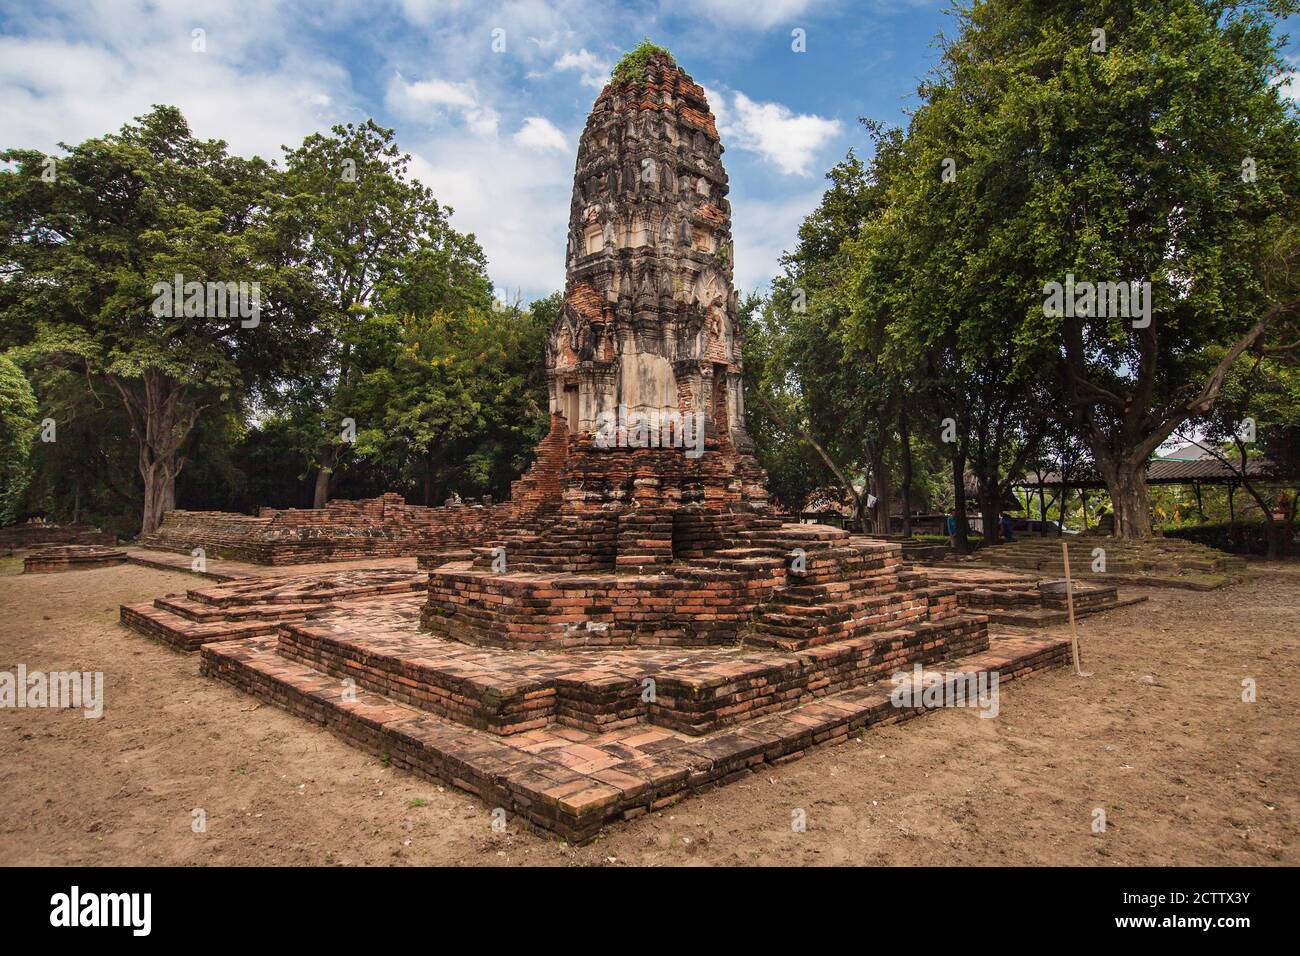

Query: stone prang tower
[548,46,759,470]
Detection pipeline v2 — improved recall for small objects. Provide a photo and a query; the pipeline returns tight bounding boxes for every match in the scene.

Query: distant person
[1096,506,1115,536]
[1000,513,1014,542]
[946,509,959,549]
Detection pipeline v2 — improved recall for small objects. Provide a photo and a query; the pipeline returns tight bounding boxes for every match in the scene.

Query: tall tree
[765,125,909,532]
[276,120,489,506]
[349,299,550,504]
[899,0,1300,538]
[0,354,39,524]
[0,106,300,533]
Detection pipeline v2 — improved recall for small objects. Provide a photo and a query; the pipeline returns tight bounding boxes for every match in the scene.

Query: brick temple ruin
[141,492,512,565]
[121,49,1148,841]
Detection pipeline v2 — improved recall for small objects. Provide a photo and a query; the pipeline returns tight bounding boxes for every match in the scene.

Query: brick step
[121,589,424,652]
[120,602,285,652]
[755,588,929,625]
[746,609,948,651]
[200,630,1070,843]
[774,573,903,604]
[266,605,991,738]
[154,595,326,623]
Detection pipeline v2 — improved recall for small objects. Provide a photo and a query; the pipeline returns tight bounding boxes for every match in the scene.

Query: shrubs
[1165,521,1295,557]
[610,40,674,87]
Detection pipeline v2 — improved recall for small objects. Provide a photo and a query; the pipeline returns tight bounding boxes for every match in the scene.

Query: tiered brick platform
[121,568,427,651]
[139,493,512,565]
[961,535,1246,590]
[202,595,1071,842]
[918,566,1148,627]
[23,544,128,573]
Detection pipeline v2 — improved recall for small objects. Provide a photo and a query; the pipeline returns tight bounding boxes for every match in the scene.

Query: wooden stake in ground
[1061,541,1091,677]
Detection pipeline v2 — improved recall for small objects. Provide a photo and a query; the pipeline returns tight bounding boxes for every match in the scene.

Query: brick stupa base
[201,594,1071,842]
[187,421,1078,841]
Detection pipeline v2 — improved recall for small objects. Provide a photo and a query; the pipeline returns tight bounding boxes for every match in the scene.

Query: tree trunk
[980,486,1002,545]
[123,370,195,537]
[1104,459,1153,539]
[423,452,435,506]
[140,454,179,535]
[899,404,913,538]
[951,449,971,555]
[869,447,890,536]
[1264,519,1281,561]
[313,445,339,509]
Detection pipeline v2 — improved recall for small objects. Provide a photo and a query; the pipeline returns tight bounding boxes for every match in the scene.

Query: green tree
[0,354,39,523]
[0,105,300,533]
[349,299,550,504]
[761,127,910,532]
[1184,351,1300,557]
[276,120,490,506]
[894,0,1300,538]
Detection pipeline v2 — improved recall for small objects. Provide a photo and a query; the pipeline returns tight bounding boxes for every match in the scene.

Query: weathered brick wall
[140,494,514,564]
[424,563,785,649]
[23,545,127,573]
[0,523,117,548]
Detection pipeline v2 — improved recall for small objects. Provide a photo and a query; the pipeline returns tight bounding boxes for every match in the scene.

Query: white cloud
[385,74,499,137]
[396,76,478,109]
[0,2,349,160]
[662,0,830,30]
[730,189,824,292]
[553,48,612,89]
[513,116,568,153]
[713,90,842,176]
[406,132,572,297]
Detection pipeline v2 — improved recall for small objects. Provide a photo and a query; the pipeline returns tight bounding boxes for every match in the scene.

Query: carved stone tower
[548,48,756,460]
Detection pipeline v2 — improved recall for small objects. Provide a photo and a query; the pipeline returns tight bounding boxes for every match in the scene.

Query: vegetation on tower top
[610,39,674,87]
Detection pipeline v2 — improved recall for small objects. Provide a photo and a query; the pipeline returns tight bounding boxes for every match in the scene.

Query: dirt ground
[0,555,1295,867]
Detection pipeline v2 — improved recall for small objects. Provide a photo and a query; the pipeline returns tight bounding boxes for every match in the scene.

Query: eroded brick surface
[23,544,128,573]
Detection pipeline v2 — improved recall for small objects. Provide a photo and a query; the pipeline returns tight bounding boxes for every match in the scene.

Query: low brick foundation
[918,566,1148,626]
[965,535,1246,589]
[120,568,427,651]
[23,545,128,573]
[202,629,1071,843]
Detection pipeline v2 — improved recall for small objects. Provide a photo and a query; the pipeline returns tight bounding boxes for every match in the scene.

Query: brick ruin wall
[0,523,118,549]
[140,493,514,564]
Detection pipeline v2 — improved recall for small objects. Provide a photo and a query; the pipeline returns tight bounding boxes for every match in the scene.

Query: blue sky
[2,0,1297,302]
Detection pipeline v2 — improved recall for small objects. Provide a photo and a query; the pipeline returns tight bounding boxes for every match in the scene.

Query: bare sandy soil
[0,555,1295,866]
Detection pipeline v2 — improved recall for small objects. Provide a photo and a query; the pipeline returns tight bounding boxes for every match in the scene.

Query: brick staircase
[201,598,1071,842]
[120,569,427,651]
